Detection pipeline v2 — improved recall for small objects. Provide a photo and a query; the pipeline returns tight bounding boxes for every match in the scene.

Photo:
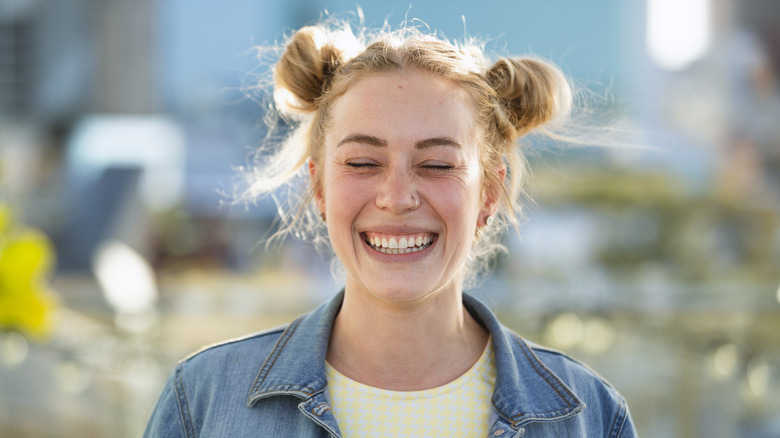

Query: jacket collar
[246,293,340,405]
[247,291,584,426]
[463,293,585,427]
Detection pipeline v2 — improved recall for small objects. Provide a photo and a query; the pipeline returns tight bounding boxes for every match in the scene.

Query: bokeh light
[0,332,29,368]
[580,318,616,356]
[746,357,771,398]
[646,0,711,70]
[93,239,158,315]
[712,343,740,379]
[549,313,584,348]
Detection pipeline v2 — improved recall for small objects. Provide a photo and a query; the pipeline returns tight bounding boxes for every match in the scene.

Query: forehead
[325,72,478,145]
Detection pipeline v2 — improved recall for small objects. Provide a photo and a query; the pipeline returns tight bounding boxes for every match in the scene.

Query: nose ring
[411,195,420,210]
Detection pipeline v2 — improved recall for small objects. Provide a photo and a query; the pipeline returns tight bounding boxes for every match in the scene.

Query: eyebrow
[337,134,387,148]
[415,137,462,149]
[337,134,462,149]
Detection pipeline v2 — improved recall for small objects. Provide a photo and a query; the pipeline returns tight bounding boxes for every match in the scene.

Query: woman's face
[314,71,495,305]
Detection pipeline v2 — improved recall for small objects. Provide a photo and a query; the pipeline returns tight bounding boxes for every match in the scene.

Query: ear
[308,159,325,214]
[479,162,506,227]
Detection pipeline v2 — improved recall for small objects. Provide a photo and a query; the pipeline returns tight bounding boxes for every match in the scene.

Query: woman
[145,22,637,437]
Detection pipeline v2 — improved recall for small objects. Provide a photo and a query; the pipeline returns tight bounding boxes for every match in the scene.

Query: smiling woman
[145,19,637,438]
[317,73,485,308]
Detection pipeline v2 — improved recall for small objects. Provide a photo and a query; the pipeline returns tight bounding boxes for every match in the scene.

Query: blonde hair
[240,21,573,284]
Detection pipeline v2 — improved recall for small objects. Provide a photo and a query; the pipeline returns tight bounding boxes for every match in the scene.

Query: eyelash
[345,162,453,172]
[346,162,378,169]
[421,164,453,173]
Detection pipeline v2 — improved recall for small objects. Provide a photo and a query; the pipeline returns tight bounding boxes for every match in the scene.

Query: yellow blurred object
[0,206,10,232]
[0,205,58,340]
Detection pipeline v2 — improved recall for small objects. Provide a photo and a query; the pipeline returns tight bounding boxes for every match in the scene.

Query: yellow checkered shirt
[325,340,496,437]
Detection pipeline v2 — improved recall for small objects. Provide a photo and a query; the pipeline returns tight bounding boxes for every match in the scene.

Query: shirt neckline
[324,336,494,400]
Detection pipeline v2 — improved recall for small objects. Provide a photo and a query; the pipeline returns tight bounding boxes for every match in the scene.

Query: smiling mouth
[362,232,436,255]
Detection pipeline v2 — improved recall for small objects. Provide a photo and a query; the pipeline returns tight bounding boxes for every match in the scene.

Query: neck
[326,281,489,391]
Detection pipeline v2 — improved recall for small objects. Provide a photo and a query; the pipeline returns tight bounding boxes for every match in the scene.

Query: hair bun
[273,26,359,115]
[486,57,571,138]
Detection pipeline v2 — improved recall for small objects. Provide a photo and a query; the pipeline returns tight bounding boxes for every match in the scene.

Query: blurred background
[0,0,778,436]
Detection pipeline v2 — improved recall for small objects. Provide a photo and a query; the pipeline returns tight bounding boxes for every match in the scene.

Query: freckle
[397,85,403,89]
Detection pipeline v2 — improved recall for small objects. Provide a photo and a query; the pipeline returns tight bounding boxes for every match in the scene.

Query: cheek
[323,173,369,219]
[427,180,483,226]
[434,164,484,207]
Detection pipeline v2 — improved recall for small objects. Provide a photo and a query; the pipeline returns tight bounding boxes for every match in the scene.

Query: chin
[355,277,456,306]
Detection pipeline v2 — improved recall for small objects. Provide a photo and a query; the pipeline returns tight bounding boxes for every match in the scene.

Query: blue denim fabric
[145,291,637,437]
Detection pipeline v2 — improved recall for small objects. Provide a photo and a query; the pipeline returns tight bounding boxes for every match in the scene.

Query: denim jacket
[145,291,636,437]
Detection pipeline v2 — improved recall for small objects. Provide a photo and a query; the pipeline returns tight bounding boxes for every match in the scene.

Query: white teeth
[374,246,422,255]
[365,233,434,254]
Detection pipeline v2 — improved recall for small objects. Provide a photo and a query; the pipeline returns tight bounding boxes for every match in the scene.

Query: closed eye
[346,161,380,169]
[420,163,454,172]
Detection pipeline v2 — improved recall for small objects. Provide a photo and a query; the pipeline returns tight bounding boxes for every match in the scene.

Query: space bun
[486,57,571,140]
[273,26,359,114]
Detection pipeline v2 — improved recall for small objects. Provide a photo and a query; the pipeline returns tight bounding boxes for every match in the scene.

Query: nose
[375,166,418,213]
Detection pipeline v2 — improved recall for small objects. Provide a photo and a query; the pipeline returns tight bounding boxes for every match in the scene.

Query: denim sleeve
[144,368,190,438]
[613,395,638,438]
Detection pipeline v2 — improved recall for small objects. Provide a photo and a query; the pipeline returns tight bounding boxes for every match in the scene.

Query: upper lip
[359,230,437,239]
[359,224,433,234]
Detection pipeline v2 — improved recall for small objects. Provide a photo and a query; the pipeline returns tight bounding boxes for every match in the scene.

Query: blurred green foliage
[535,165,779,283]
